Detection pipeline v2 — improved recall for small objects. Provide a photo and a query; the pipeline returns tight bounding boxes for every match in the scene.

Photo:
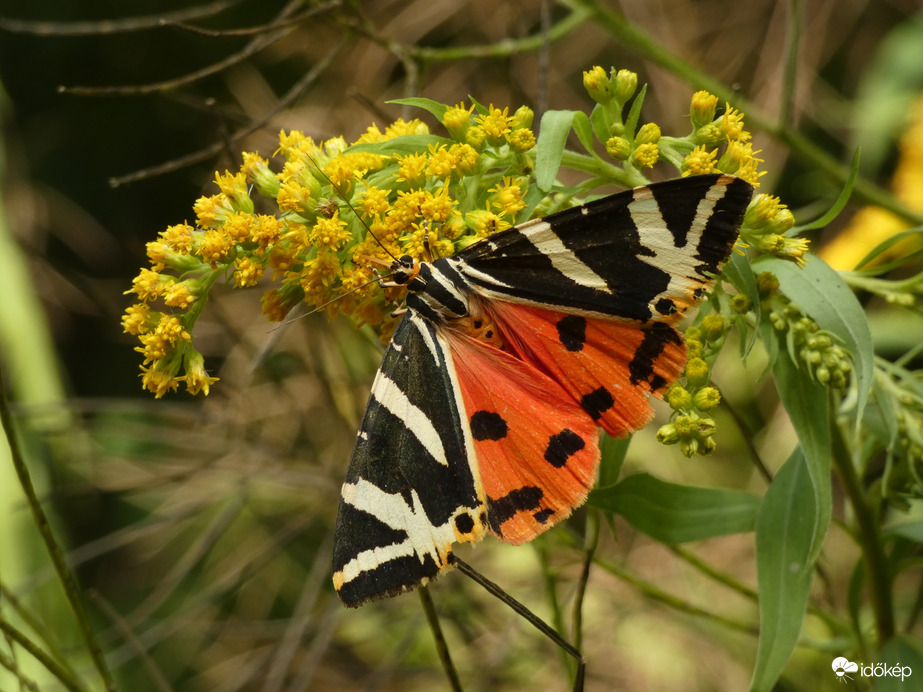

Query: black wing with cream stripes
[449,174,753,323]
[332,312,488,607]
[332,174,752,606]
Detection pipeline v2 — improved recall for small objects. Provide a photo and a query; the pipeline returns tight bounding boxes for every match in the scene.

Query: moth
[332,173,753,607]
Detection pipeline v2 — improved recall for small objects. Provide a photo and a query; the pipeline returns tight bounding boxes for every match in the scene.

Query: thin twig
[418,586,463,692]
[60,0,303,95]
[453,556,585,692]
[87,590,172,692]
[572,513,599,652]
[830,419,895,643]
[0,0,242,35]
[780,0,803,127]
[109,38,345,186]
[0,618,87,692]
[0,367,115,690]
[164,0,341,37]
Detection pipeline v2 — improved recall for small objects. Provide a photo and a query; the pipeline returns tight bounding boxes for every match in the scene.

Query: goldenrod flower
[182,351,219,396]
[443,103,474,140]
[613,69,638,104]
[396,152,428,184]
[127,268,166,302]
[690,91,719,129]
[606,136,631,160]
[632,142,659,169]
[476,105,512,144]
[721,105,748,141]
[682,145,719,175]
[121,303,151,335]
[490,177,526,218]
[140,362,181,399]
[636,123,661,144]
[583,66,609,104]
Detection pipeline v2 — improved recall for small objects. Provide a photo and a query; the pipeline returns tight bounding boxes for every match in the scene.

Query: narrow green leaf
[346,134,454,156]
[589,103,610,146]
[853,226,923,271]
[587,473,760,543]
[596,434,630,488]
[723,250,762,357]
[535,109,578,191]
[750,448,815,692]
[792,149,859,233]
[387,97,449,122]
[622,84,647,138]
[570,111,596,155]
[875,635,923,691]
[772,346,832,566]
[756,253,874,422]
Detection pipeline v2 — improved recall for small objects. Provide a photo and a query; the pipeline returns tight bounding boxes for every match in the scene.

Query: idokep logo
[832,656,913,683]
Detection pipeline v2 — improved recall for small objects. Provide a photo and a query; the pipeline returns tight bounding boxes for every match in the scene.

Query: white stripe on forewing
[371,370,449,466]
[335,479,457,583]
[518,217,612,291]
[409,312,441,363]
[630,181,728,286]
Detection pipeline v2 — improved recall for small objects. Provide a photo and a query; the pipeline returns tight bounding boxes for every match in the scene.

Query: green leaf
[723,250,762,357]
[570,111,596,154]
[792,149,859,233]
[756,253,874,422]
[772,346,832,567]
[853,226,923,271]
[750,447,815,692]
[622,84,647,138]
[346,134,454,156]
[596,434,630,488]
[535,109,578,191]
[875,635,923,691]
[387,97,449,122]
[587,473,760,543]
[589,103,611,146]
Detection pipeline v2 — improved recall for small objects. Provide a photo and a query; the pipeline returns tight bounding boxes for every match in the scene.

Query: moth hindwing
[333,174,753,606]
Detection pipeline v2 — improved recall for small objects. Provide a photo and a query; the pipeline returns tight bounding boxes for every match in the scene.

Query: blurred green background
[2,1,923,690]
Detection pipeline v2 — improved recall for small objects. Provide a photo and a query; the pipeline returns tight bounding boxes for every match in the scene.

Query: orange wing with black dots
[489,302,687,440]
[444,330,600,544]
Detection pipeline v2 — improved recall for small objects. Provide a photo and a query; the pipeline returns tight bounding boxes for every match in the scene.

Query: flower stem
[830,419,895,644]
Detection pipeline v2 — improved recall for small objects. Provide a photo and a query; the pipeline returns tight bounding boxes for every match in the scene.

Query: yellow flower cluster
[124,104,537,396]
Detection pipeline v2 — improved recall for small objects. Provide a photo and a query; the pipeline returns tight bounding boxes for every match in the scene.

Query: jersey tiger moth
[332,173,754,607]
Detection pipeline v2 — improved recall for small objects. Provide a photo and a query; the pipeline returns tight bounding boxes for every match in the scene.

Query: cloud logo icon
[832,657,859,682]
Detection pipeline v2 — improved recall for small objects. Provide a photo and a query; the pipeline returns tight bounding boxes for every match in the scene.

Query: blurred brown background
[1,1,922,690]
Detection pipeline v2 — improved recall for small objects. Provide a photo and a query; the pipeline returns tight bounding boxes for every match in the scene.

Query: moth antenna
[451,556,586,691]
[307,155,399,262]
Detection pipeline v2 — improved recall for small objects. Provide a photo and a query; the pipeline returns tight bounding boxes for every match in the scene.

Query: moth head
[390,255,420,285]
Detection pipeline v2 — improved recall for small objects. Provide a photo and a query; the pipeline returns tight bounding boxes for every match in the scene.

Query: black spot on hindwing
[487,486,544,534]
[556,315,587,352]
[533,508,554,524]
[544,429,585,468]
[628,322,683,390]
[455,513,475,535]
[470,410,508,441]
[581,387,615,421]
[655,297,676,316]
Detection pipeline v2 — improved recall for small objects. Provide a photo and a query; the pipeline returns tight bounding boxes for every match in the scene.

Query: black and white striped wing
[450,174,753,324]
[332,311,488,607]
